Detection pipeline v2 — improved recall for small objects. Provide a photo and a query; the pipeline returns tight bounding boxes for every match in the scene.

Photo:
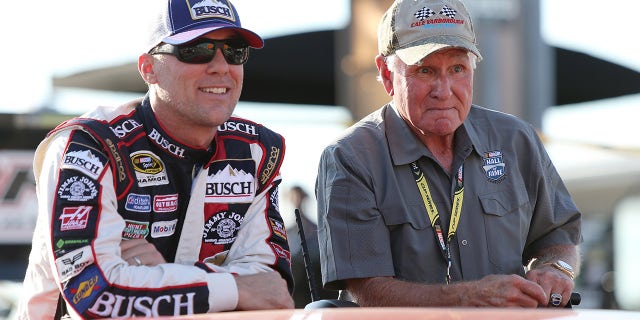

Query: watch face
[557,260,573,271]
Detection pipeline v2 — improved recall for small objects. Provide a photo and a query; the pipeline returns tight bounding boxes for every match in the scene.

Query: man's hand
[462,274,548,307]
[235,272,294,310]
[525,265,575,307]
[120,239,166,266]
[347,274,548,307]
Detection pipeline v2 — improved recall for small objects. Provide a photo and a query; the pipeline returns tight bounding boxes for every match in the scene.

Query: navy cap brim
[163,25,264,48]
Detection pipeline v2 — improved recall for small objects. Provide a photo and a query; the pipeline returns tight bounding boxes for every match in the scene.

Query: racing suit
[18,97,293,319]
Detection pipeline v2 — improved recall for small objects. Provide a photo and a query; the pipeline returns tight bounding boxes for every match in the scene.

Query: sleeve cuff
[205,272,238,312]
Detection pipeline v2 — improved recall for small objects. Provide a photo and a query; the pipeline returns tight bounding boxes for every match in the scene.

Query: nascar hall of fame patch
[205,160,256,203]
[203,210,245,245]
[482,150,506,182]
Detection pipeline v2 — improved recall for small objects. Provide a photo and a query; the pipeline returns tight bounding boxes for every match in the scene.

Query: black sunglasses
[149,38,250,65]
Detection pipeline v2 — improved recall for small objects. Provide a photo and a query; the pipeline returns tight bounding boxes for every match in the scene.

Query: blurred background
[1,0,640,315]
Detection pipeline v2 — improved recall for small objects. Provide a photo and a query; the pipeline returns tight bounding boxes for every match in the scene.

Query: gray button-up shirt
[316,103,581,290]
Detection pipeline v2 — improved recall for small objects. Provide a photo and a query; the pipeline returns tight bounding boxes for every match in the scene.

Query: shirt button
[461,239,468,246]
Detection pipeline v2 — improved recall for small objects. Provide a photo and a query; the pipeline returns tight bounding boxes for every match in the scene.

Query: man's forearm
[346,277,463,307]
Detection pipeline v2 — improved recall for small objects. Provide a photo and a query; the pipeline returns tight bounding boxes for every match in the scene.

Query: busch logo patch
[205,160,255,203]
[87,285,207,317]
[482,150,506,181]
[62,143,106,180]
[187,0,236,23]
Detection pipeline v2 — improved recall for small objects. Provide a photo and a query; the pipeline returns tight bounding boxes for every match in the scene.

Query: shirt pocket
[478,186,531,273]
[379,203,430,230]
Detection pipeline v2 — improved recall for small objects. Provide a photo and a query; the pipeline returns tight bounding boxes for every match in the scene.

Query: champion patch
[482,150,506,181]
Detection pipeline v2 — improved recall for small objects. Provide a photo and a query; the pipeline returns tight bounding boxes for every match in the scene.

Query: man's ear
[375,54,394,96]
[138,53,157,84]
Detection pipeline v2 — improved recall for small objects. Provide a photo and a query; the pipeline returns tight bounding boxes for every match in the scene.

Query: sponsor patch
[217,121,257,136]
[270,187,280,212]
[56,246,94,283]
[203,210,244,245]
[59,206,92,231]
[130,151,169,187]
[205,160,255,203]
[62,143,107,180]
[56,238,90,251]
[64,265,106,314]
[482,150,506,182]
[148,128,185,158]
[122,220,150,240]
[260,146,281,184]
[187,0,236,23]
[271,243,291,264]
[88,283,207,317]
[105,138,127,183]
[57,175,99,202]
[269,217,287,240]
[125,193,152,212]
[151,219,178,238]
[110,119,142,138]
[154,194,178,213]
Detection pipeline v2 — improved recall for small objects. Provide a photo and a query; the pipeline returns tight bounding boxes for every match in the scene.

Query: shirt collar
[386,103,484,166]
[139,96,214,163]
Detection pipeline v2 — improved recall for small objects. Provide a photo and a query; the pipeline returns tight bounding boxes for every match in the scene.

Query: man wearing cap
[316,0,581,308]
[18,0,294,318]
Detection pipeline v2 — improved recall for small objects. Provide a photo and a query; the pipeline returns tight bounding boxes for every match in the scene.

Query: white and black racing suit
[18,97,293,319]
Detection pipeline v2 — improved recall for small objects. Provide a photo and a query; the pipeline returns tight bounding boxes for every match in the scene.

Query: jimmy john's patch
[57,175,99,202]
[203,210,245,245]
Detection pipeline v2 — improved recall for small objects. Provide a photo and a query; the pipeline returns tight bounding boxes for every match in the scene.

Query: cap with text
[146,0,263,52]
[378,0,482,65]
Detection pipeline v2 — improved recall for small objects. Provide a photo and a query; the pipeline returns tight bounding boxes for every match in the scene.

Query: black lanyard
[410,161,464,284]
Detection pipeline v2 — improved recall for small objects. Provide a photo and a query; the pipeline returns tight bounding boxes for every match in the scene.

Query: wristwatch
[549,260,576,280]
[527,258,576,280]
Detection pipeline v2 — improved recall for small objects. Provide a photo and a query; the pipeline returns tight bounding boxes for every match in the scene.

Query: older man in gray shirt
[315,0,581,308]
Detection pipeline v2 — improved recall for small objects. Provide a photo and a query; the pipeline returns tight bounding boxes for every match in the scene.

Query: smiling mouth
[200,87,227,94]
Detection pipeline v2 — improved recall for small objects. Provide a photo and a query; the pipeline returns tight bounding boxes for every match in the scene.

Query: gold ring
[133,256,142,266]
